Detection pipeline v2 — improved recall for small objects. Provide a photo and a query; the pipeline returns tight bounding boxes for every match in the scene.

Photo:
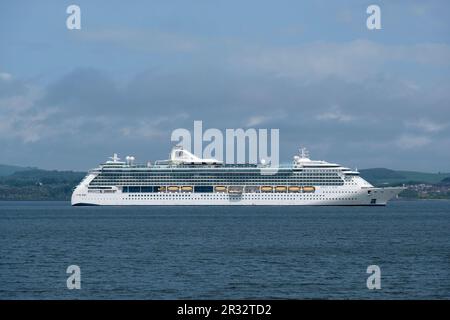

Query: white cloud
[395,134,431,149]
[234,40,450,83]
[405,118,448,133]
[0,82,51,143]
[120,114,189,139]
[244,111,287,127]
[246,115,271,127]
[78,28,199,53]
[316,106,355,122]
[121,122,165,139]
[0,86,42,112]
[0,72,12,81]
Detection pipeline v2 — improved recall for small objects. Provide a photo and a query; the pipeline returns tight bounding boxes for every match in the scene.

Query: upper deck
[94,146,355,173]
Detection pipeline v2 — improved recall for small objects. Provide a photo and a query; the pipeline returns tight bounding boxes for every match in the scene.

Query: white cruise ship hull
[72,186,403,206]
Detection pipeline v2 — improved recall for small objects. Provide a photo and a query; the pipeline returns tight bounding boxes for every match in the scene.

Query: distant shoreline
[1,166,450,201]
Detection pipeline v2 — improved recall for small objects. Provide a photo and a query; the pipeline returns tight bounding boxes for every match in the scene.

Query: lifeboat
[167,186,179,192]
[228,186,243,194]
[261,186,273,193]
[215,186,227,192]
[275,186,287,192]
[244,186,259,193]
[181,186,193,192]
[158,186,167,192]
[303,186,315,193]
[288,186,301,192]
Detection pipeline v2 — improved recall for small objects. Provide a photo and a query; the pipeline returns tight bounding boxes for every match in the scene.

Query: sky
[1,0,450,171]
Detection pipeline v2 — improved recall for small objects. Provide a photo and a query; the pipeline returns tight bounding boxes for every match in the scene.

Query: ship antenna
[109,153,120,162]
[299,147,309,159]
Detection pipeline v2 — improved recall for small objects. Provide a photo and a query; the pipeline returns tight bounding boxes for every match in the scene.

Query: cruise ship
[71,146,404,206]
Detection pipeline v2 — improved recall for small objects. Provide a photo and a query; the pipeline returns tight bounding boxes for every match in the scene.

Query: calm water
[0,200,449,299]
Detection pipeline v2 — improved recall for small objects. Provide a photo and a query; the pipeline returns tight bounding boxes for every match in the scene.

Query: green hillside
[359,168,450,186]
[0,164,34,176]
[0,168,85,200]
[358,168,405,186]
[396,170,450,184]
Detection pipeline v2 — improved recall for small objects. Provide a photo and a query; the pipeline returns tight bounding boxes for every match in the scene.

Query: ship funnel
[126,156,135,165]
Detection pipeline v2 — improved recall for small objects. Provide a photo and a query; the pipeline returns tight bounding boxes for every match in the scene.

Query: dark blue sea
[0,200,449,299]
